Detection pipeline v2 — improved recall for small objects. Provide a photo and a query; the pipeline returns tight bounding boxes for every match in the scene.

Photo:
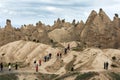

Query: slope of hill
[0,40,120,79]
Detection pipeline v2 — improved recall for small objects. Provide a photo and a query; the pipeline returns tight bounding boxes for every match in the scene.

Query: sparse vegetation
[108,72,120,80]
[71,42,86,51]
[75,72,99,80]
[0,74,18,80]
[37,73,58,80]
[54,72,79,80]
[111,63,118,67]
[72,46,84,51]
[51,41,63,48]
[112,56,116,61]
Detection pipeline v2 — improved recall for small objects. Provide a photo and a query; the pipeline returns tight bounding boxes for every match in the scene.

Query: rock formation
[5,19,13,31]
[80,8,117,48]
[0,8,120,48]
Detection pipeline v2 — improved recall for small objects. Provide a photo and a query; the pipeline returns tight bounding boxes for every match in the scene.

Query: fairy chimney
[5,19,13,31]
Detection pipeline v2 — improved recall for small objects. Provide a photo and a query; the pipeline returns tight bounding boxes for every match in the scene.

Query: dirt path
[0,67,120,75]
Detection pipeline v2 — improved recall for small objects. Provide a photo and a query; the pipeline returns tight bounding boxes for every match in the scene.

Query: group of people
[33,44,71,72]
[104,62,109,70]
[57,52,62,59]
[0,62,18,72]
[64,44,70,54]
[44,53,52,62]
[0,43,110,74]
[33,53,53,72]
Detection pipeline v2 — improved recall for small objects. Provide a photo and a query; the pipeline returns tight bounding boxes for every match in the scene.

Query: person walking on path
[60,53,62,58]
[36,63,38,72]
[106,62,109,70]
[8,63,11,71]
[44,56,47,62]
[64,48,67,54]
[39,59,41,66]
[67,44,70,50]
[15,62,18,70]
[49,53,52,59]
[46,55,50,61]
[104,62,109,70]
[34,60,36,64]
[57,53,59,59]
[71,67,74,71]
[104,62,106,69]
[0,62,3,71]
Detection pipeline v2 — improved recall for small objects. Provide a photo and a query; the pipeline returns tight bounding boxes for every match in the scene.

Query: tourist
[67,44,70,50]
[47,55,50,61]
[71,67,74,71]
[104,62,106,69]
[64,48,67,54]
[36,63,38,72]
[15,62,18,70]
[0,63,3,71]
[8,63,11,71]
[44,56,47,62]
[39,59,41,66]
[34,60,36,64]
[104,62,109,70]
[106,62,109,70]
[60,53,62,58]
[49,53,52,59]
[57,53,59,59]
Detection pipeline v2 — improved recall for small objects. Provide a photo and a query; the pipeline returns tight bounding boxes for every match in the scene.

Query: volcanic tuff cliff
[80,8,120,48]
[0,8,120,48]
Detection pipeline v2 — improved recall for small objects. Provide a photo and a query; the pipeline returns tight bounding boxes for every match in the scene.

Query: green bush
[112,56,116,61]
[75,72,98,80]
[109,72,120,80]
[72,47,83,51]
[54,72,79,80]
[0,74,18,80]
[111,64,118,67]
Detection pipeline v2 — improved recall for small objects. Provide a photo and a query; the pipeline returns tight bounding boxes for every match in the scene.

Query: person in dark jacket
[0,63,3,71]
[104,62,106,69]
[60,53,62,58]
[64,48,67,54]
[67,44,70,50]
[49,53,52,59]
[15,62,18,70]
[44,56,47,62]
[106,62,109,70]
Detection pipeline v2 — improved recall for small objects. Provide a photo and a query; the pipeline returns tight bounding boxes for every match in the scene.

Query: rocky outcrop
[0,8,120,48]
[0,19,22,46]
[20,22,51,44]
[48,25,81,42]
[80,8,117,48]
[4,19,13,31]
[0,20,51,46]
[48,28,71,42]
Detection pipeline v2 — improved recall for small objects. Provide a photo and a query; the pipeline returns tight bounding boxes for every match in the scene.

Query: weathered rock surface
[0,8,120,48]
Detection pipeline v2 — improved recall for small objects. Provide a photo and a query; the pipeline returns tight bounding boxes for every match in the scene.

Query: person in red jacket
[67,44,70,50]
[36,64,38,72]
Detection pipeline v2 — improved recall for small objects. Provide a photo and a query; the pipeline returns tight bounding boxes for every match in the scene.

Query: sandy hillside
[0,40,120,80]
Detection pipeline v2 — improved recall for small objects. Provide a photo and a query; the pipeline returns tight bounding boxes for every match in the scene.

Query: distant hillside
[0,8,120,48]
